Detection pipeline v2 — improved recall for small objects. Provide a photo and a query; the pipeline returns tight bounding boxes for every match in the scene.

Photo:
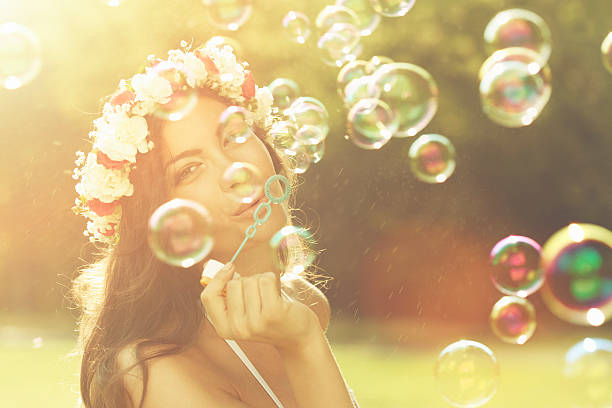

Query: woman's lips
[233,196,263,216]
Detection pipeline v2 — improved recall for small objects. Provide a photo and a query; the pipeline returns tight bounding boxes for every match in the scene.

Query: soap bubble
[408,134,455,183]
[295,124,326,146]
[315,5,360,32]
[490,235,543,297]
[343,75,372,107]
[217,106,254,146]
[435,340,499,408]
[601,32,612,74]
[203,0,253,31]
[368,62,439,137]
[540,223,612,326]
[303,140,325,164]
[0,22,41,90]
[337,59,368,98]
[347,98,398,150]
[365,55,394,74]
[286,97,330,142]
[564,338,612,408]
[282,11,311,44]
[369,0,416,18]
[291,148,312,174]
[267,78,301,111]
[269,120,301,155]
[148,199,214,268]
[221,162,265,204]
[479,47,551,128]
[270,225,316,273]
[317,22,362,67]
[484,8,552,63]
[336,0,381,36]
[490,296,537,345]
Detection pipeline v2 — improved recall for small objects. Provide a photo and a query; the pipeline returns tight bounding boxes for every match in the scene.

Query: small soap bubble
[435,340,500,408]
[268,78,301,111]
[484,8,552,63]
[408,134,455,183]
[368,62,439,137]
[490,235,543,297]
[479,47,551,128]
[282,11,311,44]
[286,97,330,142]
[601,32,612,74]
[369,0,416,18]
[0,22,41,90]
[347,98,398,150]
[343,75,372,107]
[490,296,537,345]
[365,55,394,74]
[148,199,214,268]
[292,149,312,174]
[540,223,612,326]
[221,162,264,204]
[270,226,316,271]
[317,22,362,67]
[315,5,360,32]
[337,59,368,98]
[564,338,612,408]
[217,106,253,146]
[203,0,253,31]
[336,0,381,36]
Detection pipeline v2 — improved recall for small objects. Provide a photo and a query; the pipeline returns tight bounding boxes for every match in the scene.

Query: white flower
[93,111,150,162]
[254,86,273,125]
[131,73,172,105]
[182,53,208,87]
[76,153,134,203]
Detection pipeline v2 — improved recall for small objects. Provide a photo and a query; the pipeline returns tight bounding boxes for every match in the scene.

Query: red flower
[110,90,136,107]
[195,50,219,75]
[242,70,255,100]
[87,199,118,217]
[99,223,117,237]
[96,151,128,170]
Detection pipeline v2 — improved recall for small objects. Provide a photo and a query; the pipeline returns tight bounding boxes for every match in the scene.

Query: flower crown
[72,38,276,245]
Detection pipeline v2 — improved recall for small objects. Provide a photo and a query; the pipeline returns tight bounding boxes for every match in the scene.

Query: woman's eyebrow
[164,148,203,170]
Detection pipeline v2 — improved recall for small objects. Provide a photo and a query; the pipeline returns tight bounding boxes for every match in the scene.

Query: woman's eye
[175,163,203,184]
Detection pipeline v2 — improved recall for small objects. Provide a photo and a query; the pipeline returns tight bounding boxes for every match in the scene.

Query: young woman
[70,39,360,408]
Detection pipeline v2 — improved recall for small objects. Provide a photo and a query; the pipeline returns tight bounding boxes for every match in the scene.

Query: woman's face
[159,93,288,261]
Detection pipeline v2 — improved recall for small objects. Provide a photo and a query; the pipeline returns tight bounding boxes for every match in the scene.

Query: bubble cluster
[490,296,537,345]
[285,96,330,144]
[221,162,264,204]
[270,225,316,273]
[217,106,254,146]
[408,134,455,183]
[435,340,499,408]
[148,199,214,268]
[368,62,439,137]
[347,98,398,150]
[564,338,612,408]
[336,0,381,36]
[369,0,416,18]
[0,22,41,90]
[203,0,253,31]
[490,235,543,297]
[282,11,311,44]
[484,8,552,63]
[268,78,301,111]
[601,32,612,74]
[540,223,612,327]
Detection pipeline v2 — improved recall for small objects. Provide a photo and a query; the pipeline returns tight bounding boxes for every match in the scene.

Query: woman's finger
[226,278,247,338]
[243,275,262,330]
[201,263,234,336]
[259,272,282,318]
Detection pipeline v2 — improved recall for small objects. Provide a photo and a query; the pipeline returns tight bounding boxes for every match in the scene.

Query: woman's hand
[200,263,321,352]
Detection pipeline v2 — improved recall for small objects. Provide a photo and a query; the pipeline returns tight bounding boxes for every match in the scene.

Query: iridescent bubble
[336,0,381,36]
[315,5,360,32]
[286,97,330,142]
[268,120,300,155]
[148,199,214,268]
[368,62,439,137]
[337,59,368,98]
[484,9,552,63]
[317,22,362,67]
[203,0,253,31]
[343,75,372,107]
[479,47,551,128]
[270,225,316,272]
[0,22,41,90]
[435,340,499,408]
[304,140,325,164]
[490,296,537,345]
[365,55,394,74]
[601,32,612,74]
[292,148,312,174]
[408,134,455,183]
[268,78,301,111]
[282,11,311,44]
[295,125,326,146]
[369,0,416,18]
[490,235,543,297]
[540,223,612,327]
[217,106,254,146]
[347,98,398,150]
[221,162,264,204]
[564,338,612,408]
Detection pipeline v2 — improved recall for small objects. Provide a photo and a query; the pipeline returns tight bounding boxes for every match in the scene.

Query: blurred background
[1,0,611,406]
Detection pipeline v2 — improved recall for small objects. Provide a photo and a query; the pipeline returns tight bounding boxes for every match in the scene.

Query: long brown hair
[69,90,324,407]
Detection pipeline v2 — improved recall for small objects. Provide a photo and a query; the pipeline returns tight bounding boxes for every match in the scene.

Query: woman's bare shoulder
[281,274,331,332]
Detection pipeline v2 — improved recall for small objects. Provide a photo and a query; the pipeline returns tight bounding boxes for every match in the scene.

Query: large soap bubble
[564,338,612,408]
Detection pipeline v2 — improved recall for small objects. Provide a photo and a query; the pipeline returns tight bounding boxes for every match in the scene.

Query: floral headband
[72,38,276,245]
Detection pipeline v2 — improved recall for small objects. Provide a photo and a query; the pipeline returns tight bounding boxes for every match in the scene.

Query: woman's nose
[219,162,265,203]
